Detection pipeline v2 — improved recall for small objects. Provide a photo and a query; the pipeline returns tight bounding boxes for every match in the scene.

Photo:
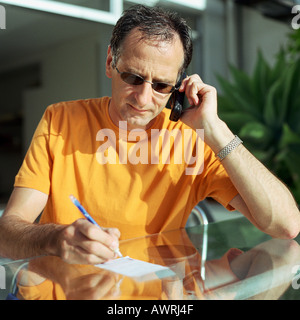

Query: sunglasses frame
[115,67,179,94]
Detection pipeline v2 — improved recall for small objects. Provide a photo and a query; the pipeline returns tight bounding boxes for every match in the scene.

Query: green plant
[217,43,300,204]
[287,28,300,61]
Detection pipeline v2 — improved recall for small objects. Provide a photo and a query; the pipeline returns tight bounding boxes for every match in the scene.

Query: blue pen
[69,195,122,258]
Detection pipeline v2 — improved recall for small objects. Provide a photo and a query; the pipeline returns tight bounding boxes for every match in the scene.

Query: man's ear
[106,46,113,79]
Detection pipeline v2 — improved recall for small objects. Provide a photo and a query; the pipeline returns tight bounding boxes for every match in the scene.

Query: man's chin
[126,117,154,130]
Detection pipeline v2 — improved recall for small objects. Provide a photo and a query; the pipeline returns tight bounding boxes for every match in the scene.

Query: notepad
[95,256,175,281]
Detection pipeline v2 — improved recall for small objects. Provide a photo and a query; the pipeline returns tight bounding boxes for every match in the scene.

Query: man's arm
[181,75,300,239]
[0,187,53,259]
[0,187,121,263]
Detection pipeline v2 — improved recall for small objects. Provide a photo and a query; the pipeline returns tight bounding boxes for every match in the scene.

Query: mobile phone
[169,72,187,122]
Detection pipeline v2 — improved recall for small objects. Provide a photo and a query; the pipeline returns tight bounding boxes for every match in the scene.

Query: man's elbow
[267,227,298,240]
[286,206,300,239]
[282,225,300,240]
[273,213,300,240]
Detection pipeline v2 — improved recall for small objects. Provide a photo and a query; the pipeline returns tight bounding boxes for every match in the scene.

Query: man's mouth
[129,104,149,114]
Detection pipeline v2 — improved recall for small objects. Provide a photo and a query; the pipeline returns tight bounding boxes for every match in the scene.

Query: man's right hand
[56,219,121,264]
[0,187,121,265]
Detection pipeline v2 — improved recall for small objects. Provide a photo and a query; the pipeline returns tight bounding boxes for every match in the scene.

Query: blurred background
[0,0,299,218]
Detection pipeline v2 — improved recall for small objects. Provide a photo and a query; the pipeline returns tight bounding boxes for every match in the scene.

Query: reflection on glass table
[1,217,300,300]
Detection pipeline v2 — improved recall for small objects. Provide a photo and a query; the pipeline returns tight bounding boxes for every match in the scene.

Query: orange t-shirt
[15,97,238,239]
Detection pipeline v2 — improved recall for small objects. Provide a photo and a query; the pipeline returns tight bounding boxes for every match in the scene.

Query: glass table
[1,216,300,300]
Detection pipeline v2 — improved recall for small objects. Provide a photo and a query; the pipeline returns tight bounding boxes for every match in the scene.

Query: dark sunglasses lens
[121,73,144,85]
[120,70,174,93]
[153,83,173,93]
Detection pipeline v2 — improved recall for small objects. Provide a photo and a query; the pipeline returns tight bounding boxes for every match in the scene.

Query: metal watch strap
[216,135,243,161]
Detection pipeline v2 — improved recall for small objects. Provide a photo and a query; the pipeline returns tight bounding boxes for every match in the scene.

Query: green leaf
[227,66,256,110]
[284,152,300,188]
[217,74,261,119]
[239,121,273,149]
[251,51,272,107]
[217,95,236,113]
[279,65,294,124]
[251,147,276,164]
[263,79,282,127]
[272,48,287,80]
[279,124,300,148]
[218,111,256,133]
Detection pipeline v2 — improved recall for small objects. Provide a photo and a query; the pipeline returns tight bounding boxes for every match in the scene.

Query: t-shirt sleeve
[196,145,239,211]
[14,106,54,195]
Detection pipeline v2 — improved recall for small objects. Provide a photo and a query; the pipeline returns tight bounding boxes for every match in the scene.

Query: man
[0,5,299,265]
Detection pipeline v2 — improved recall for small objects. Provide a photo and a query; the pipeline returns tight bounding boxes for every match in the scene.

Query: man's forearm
[0,215,63,260]
[179,74,299,238]
[224,145,299,237]
[205,119,300,239]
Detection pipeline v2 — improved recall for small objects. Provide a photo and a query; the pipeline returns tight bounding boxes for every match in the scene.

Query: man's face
[106,28,185,131]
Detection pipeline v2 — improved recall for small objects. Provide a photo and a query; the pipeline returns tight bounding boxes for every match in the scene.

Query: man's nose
[134,82,153,107]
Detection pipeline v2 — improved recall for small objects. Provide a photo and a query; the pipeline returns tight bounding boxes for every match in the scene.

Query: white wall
[0,29,113,151]
[22,34,105,149]
[241,5,290,74]
[202,0,227,87]
[202,0,291,89]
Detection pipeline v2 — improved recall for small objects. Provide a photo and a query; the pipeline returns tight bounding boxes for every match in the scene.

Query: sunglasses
[115,67,179,94]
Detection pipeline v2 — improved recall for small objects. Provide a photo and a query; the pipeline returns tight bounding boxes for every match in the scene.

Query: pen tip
[115,249,123,258]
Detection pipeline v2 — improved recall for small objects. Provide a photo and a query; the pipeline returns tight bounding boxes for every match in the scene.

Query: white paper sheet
[95,256,175,281]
